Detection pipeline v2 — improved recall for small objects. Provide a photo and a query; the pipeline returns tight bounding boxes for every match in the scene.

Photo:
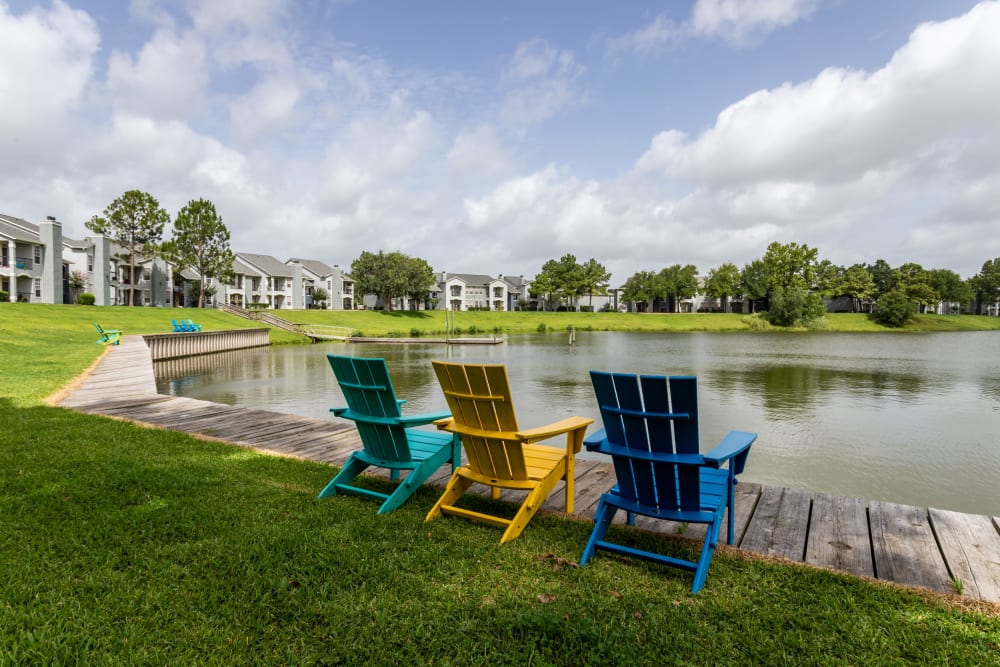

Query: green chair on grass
[93,322,122,345]
[319,355,461,514]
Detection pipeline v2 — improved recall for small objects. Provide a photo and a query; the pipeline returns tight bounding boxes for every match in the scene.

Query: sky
[2,0,998,284]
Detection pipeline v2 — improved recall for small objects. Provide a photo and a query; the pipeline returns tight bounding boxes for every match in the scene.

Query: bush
[0,290,7,302]
[536,323,547,333]
[872,290,915,327]
[77,293,96,305]
[409,328,422,338]
[766,285,826,328]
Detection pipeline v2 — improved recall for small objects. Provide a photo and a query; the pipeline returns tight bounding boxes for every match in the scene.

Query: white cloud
[499,39,585,127]
[608,0,817,55]
[106,28,209,120]
[691,0,819,43]
[0,1,99,163]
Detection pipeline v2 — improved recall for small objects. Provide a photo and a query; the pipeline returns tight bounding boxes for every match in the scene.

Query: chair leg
[425,472,474,522]
[691,513,724,594]
[581,495,616,565]
[377,459,440,515]
[318,454,369,498]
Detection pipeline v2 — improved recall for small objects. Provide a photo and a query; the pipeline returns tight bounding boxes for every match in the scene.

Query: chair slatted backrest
[591,372,702,513]
[327,355,410,462]
[432,361,526,481]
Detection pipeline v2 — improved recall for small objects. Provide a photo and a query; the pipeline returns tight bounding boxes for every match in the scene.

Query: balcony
[1,258,34,270]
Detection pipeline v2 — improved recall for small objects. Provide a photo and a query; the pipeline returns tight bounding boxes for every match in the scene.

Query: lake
[154,331,1000,516]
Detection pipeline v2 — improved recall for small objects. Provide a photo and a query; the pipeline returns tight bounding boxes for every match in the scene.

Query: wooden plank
[739,485,811,561]
[869,501,951,593]
[929,508,1000,601]
[804,494,874,577]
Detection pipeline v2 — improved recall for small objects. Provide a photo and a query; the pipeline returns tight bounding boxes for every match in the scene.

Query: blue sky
[2,0,997,283]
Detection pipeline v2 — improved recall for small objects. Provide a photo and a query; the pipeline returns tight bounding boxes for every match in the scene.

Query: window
[34,278,41,297]
[34,246,42,264]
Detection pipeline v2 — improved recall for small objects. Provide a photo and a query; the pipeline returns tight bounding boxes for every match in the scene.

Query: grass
[274,308,1000,337]
[2,303,999,663]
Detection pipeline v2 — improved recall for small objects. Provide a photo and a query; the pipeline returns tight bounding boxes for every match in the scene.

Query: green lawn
[275,308,1000,336]
[1,303,998,664]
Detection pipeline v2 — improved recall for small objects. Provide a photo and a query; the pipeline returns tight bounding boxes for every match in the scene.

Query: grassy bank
[278,308,1000,337]
[1,303,999,663]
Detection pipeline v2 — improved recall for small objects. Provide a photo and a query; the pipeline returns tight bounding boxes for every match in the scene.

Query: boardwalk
[60,336,1000,603]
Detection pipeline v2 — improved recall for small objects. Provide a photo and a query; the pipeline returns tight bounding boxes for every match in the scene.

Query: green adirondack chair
[581,371,757,594]
[319,355,461,514]
[93,322,123,345]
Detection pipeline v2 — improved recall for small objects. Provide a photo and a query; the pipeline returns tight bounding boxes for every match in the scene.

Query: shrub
[766,285,826,328]
[77,293,96,305]
[536,323,547,333]
[409,328,422,338]
[467,325,481,335]
[0,290,7,302]
[872,290,915,328]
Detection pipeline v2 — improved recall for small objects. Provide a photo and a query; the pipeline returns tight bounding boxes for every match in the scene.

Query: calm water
[155,331,1000,515]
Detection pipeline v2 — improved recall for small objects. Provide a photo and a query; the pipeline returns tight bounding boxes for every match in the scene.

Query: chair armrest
[516,416,593,444]
[703,430,757,473]
[434,418,518,441]
[396,410,452,427]
[332,408,452,427]
[583,428,607,451]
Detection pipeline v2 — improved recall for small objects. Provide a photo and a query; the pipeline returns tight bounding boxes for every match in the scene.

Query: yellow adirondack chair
[426,361,593,543]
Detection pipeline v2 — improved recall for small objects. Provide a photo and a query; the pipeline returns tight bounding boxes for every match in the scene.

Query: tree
[703,262,741,312]
[972,257,1000,315]
[68,270,87,304]
[839,264,877,313]
[768,284,826,327]
[867,259,894,298]
[927,268,972,313]
[161,198,235,308]
[762,241,818,293]
[872,290,914,327]
[311,287,328,309]
[812,259,843,298]
[402,256,435,310]
[621,270,663,313]
[350,250,432,312]
[740,260,769,313]
[534,254,586,310]
[86,190,170,306]
[892,263,939,312]
[579,258,611,309]
[657,264,699,313]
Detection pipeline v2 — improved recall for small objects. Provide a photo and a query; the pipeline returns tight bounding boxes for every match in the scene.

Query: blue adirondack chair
[581,371,757,594]
[185,319,202,331]
[171,319,186,332]
[319,355,461,514]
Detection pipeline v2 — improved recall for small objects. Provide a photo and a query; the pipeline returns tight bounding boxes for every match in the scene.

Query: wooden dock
[59,336,1000,603]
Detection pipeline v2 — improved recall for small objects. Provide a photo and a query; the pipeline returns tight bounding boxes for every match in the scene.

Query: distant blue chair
[185,319,202,332]
[581,371,756,594]
[171,319,186,332]
[319,355,461,514]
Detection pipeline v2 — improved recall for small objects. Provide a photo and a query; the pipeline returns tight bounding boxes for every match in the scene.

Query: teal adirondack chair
[319,355,461,514]
[185,319,202,332]
[93,322,122,345]
[581,371,757,594]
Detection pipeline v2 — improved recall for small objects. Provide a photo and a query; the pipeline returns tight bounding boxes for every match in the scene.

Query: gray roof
[288,257,336,277]
[236,252,292,277]
[0,214,40,243]
[232,256,263,277]
[438,272,525,295]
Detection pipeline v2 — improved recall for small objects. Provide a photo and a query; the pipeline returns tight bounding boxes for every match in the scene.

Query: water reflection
[154,331,1000,515]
